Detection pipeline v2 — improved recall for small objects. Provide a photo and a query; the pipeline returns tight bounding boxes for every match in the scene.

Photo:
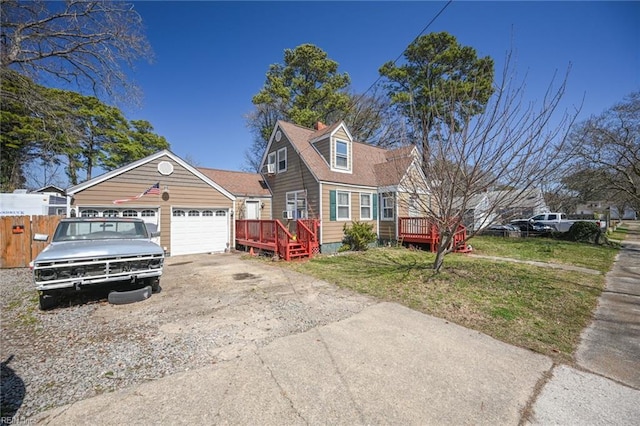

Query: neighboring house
[462,188,548,231]
[576,201,637,220]
[33,185,66,197]
[65,150,264,256]
[259,120,428,253]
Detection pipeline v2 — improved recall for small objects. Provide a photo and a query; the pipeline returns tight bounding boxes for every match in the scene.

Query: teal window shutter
[373,193,378,219]
[329,190,336,221]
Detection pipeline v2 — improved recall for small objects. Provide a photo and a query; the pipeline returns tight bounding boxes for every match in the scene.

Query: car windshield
[53,220,149,242]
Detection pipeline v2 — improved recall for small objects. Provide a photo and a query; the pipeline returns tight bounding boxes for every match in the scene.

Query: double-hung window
[382,193,394,220]
[286,190,307,219]
[335,140,348,169]
[277,147,287,172]
[360,193,372,220]
[337,191,350,220]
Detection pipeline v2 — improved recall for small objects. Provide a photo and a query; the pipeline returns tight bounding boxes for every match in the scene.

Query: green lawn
[278,238,619,364]
[470,235,619,273]
[608,225,630,241]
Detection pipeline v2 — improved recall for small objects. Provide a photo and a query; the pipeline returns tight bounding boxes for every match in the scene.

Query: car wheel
[39,291,58,310]
[148,278,161,294]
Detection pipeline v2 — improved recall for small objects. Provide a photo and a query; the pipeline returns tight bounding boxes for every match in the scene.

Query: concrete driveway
[35,301,554,425]
[27,235,640,424]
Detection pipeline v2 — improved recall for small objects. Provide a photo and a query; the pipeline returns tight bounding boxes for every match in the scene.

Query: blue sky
[125,1,639,172]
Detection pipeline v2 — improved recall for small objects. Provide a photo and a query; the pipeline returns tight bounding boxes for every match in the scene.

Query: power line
[357,0,453,101]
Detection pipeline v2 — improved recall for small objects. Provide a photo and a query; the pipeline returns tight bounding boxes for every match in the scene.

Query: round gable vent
[275,130,282,142]
[158,161,174,176]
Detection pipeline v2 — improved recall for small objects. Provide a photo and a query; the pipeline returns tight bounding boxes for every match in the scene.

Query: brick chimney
[314,121,327,131]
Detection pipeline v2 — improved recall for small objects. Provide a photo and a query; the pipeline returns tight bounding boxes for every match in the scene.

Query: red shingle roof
[198,168,270,197]
[278,120,413,187]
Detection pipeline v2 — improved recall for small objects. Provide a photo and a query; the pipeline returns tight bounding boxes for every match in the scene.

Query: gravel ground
[1,253,374,422]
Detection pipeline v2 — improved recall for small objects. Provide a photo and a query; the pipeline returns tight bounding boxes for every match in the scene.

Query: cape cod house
[58,120,438,259]
[257,120,429,253]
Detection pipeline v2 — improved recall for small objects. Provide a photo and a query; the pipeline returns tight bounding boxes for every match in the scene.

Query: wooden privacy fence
[0,215,63,268]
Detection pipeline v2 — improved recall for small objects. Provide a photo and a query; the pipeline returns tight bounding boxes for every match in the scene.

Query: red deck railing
[235,219,319,260]
[398,217,469,253]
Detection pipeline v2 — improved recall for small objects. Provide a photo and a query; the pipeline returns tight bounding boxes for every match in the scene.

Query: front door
[245,201,260,220]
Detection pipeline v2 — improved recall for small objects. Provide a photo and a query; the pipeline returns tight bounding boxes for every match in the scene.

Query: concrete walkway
[529,221,640,424]
[33,224,640,425]
[576,221,640,388]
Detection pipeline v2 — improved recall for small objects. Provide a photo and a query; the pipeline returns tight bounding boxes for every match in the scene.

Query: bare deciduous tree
[1,0,153,103]
[396,52,579,272]
[563,92,640,211]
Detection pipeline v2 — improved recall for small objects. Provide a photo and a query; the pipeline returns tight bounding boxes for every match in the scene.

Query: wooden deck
[235,219,319,261]
[398,217,470,253]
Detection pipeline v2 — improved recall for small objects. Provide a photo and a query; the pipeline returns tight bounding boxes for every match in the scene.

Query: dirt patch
[1,252,375,419]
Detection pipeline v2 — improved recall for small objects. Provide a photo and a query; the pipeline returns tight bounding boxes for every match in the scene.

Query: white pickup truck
[31,217,164,310]
[527,213,606,233]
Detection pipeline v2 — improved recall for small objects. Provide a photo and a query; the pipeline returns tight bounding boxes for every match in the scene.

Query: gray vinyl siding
[265,132,320,232]
[313,138,331,165]
[71,154,234,254]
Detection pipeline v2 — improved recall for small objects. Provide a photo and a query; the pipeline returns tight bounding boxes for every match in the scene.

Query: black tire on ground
[39,292,58,310]
[108,286,152,305]
[149,278,161,294]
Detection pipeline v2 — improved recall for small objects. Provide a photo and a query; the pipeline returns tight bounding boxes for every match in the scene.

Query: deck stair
[235,219,319,261]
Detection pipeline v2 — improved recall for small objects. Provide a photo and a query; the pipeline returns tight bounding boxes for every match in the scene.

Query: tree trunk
[432,232,454,273]
[433,248,446,273]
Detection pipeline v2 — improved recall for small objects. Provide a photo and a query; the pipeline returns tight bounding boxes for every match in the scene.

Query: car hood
[35,240,164,262]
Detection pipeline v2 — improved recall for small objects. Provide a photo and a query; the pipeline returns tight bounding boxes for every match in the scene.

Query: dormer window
[332,139,351,172]
[335,141,348,168]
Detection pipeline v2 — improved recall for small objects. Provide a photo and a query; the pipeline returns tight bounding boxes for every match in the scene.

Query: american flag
[113,183,161,204]
[143,182,161,196]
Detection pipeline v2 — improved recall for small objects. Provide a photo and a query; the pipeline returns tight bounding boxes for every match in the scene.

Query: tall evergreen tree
[245,44,351,170]
[379,32,495,166]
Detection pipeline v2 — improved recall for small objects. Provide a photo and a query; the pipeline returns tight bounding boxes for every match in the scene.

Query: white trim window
[277,147,287,173]
[382,193,394,221]
[286,190,307,220]
[335,140,349,170]
[267,152,276,173]
[337,191,351,220]
[360,193,372,220]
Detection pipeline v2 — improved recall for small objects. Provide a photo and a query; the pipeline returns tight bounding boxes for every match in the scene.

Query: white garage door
[79,207,160,245]
[171,208,229,256]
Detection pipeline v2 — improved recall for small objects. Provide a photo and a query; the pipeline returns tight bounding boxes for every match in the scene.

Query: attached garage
[170,208,229,255]
[66,150,238,257]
